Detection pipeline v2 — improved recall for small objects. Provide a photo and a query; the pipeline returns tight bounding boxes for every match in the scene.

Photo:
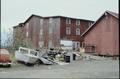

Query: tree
[2,26,33,54]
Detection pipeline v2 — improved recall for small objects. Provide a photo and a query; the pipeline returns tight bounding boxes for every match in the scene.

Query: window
[88,22,93,27]
[26,23,29,30]
[73,41,80,50]
[76,42,80,48]
[40,19,43,25]
[26,32,28,37]
[76,28,80,35]
[30,51,37,56]
[39,41,44,48]
[49,40,52,48]
[49,26,53,34]
[49,18,53,23]
[20,49,28,54]
[66,18,71,24]
[76,20,80,25]
[26,23,29,37]
[66,27,71,35]
[40,29,43,35]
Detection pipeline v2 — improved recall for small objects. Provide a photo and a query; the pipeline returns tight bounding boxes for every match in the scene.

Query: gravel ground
[0,59,119,78]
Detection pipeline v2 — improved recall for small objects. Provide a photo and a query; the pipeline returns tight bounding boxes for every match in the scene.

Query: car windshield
[20,49,28,54]
[30,50,37,56]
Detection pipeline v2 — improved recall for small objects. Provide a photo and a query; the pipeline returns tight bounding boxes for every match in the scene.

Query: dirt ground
[0,59,119,78]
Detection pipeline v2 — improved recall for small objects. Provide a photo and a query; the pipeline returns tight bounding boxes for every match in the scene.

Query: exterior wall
[50,18,60,48]
[24,16,42,49]
[43,18,60,48]
[13,23,25,48]
[111,15,119,55]
[80,20,91,34]
[84,14,119,56]
[43,18,49,48]
[14,15,93,49]
[60,17,93,47]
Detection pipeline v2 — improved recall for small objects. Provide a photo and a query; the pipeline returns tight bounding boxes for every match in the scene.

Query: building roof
[81,10,119,37]
[106,10,119,18]
[13,23,24,28]
[24,14,43,24]
[43,15,94,22]
[13,14,94,28]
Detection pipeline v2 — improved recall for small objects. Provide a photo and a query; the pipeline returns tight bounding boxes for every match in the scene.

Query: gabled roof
[13,14,94,28]
[13,14,43,28]
[106,10,119,19]
[43,15,94,22]
[24,14,43,24]
[81,10,119,37]
[24,15,94,23]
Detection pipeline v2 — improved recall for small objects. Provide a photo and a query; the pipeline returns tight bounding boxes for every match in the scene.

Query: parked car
[0,49,12,67]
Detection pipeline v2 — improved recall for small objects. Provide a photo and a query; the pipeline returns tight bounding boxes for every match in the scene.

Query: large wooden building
[81,11,119,56]
[13,15,94,49]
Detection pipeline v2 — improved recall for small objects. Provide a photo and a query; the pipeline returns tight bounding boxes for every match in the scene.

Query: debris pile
[15,47,77,66]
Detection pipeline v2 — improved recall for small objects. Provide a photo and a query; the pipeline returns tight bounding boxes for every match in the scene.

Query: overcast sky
[1,0,118,32]
[1,0,119,44]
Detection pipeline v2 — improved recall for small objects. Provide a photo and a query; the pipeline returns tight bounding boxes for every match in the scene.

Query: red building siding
[60,17,92,42]
[13,15,94,49]
[82,11,119,56]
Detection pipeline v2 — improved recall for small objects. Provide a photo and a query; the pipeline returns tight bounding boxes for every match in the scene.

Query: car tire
[7,64,11,67]
[25,63,34,66]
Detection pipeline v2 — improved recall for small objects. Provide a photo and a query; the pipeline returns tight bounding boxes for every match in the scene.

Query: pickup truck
[0,49,12,67]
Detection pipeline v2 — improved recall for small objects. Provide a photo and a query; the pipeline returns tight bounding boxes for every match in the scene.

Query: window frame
[76,20,80,25]
[66,27,71,35]
[66,18,71,24]
[76,28,80,35]
[26,23,29,37]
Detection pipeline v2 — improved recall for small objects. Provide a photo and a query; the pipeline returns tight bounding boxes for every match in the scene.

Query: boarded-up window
[49,40,52,48]
[49,26,53,34]
[40,29,43,35]
[26,23,29,37]
[39,41,44,48]
[40,19,43,25]
[49,18,53,23]
[49,18,53,34]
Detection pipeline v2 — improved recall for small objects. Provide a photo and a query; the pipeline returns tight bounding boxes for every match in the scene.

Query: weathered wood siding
[84,14,119,56]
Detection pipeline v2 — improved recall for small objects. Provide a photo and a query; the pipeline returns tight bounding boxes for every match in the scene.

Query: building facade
[81,11,119,56]
[13,15,94,49]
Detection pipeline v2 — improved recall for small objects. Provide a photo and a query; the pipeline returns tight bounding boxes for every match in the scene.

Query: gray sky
[1,0,119,44]
[1,0,118,32]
